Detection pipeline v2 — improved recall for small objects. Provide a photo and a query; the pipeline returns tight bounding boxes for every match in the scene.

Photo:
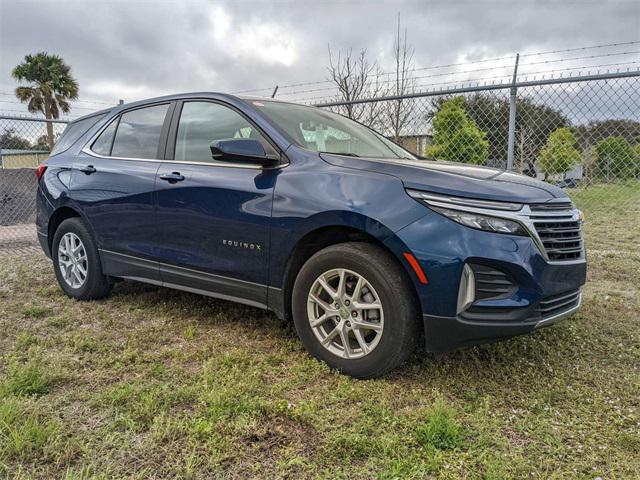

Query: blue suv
[36,93,586,378]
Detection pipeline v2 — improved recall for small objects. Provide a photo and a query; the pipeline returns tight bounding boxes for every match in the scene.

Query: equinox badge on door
[222,239,263,251]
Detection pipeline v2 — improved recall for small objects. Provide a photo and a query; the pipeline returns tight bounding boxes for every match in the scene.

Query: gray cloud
[0,0,638,117]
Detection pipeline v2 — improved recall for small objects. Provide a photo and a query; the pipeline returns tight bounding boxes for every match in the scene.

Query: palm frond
[56,95,71,114]
[15,86,34,102]
[11,52,80,117]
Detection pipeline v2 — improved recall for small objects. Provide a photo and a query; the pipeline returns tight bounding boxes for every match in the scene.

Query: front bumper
[392,210,587,352]
[423,292,581,352]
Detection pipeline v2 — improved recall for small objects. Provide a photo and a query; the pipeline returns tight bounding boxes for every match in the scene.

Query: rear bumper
[37,231,51,258]
[36,184,52,258]
[423,292,581,352]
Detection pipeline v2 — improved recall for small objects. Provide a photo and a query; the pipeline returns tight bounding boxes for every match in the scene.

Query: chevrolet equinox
[36,93,587,378]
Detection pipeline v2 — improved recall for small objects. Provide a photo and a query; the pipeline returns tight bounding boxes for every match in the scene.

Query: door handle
[159,172,185,183]
[79,165,96,174]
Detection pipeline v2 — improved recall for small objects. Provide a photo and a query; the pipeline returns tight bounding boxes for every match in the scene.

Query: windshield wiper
[319,151,360,157]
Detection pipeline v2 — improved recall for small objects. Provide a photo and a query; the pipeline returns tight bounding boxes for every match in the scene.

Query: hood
[320,154,567,204]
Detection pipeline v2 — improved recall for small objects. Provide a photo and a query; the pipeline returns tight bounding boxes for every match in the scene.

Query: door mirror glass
[210,138,273,164]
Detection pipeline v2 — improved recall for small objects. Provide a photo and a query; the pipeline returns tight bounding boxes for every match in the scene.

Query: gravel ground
[0,224,39,255]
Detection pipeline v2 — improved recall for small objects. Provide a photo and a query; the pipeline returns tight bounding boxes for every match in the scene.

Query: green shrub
[594,136,638,179]
[537,127,580,180]
[427,96,489,165]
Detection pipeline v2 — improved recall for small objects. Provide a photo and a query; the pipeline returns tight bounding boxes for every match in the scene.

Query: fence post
[506,54,520,171]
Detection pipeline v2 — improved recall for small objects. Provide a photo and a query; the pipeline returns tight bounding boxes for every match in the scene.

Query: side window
[50,113,106,156]
[91,117,118,156]
[175,102,266,163]
[110,104,169,159]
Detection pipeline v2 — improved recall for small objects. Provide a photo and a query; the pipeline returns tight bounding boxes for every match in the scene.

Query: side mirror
[209,138,277,166]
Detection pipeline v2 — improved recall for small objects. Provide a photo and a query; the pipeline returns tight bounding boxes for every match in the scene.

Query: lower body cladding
[393,211,587,353]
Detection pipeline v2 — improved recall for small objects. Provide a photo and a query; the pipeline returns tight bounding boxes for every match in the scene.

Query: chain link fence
[0,116,68,253]
[1,71,638,254]
[316,71,640,215]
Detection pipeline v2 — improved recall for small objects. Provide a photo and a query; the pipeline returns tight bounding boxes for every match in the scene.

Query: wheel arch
[47,206,84,252]
[274,223,423,326]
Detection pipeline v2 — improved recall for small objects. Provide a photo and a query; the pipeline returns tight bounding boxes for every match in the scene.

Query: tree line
[426,95,640,182]
[323,23,639,183]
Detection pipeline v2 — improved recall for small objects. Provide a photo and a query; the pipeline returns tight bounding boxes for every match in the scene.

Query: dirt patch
[0,168,37,226]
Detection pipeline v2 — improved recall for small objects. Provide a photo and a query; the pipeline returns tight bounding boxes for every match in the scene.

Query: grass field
[1,185,638,479]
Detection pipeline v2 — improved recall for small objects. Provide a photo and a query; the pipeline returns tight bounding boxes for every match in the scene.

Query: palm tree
[12,52,79,150]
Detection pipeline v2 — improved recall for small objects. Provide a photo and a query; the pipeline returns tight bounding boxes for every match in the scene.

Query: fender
[267,210,429,320]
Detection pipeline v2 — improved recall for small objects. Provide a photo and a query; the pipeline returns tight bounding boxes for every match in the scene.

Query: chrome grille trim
[535,292,582,329]
[528,206,584,262]
[536,289,582,315]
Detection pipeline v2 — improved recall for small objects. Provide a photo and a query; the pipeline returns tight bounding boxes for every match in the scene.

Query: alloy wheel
[307,268,384,359]
[58,232,88,289]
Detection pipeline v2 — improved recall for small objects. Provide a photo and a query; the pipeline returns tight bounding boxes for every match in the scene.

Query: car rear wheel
[52,217,112,300]
[292,242,420,379]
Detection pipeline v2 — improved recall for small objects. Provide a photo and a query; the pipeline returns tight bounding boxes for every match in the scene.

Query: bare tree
[516,125,537,175]
[386,14,416,142]
[326,46,388,129]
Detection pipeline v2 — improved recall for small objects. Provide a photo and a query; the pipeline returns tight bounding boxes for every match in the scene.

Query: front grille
[529,204,584,262]
[529,201,573,211]
[537,289,581,318]
[470,264,516,300]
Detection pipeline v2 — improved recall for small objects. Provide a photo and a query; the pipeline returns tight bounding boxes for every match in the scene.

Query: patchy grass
[415,399,466,450]
[0,194,638,478]
[2,363,50,397]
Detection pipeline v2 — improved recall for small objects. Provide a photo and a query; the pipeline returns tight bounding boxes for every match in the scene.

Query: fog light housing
[457,264,476,314]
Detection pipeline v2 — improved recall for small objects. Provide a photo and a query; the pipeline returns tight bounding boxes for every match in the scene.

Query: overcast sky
[1,0,638,117]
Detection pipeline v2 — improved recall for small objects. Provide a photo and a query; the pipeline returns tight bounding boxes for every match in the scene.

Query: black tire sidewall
[52,217,109,300]
[292,243,418,378]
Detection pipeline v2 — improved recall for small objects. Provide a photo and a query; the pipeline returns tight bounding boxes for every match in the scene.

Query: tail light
[36,163,47,181]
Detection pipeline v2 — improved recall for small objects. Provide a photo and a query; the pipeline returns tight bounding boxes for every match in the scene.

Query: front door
[154,100,279,307]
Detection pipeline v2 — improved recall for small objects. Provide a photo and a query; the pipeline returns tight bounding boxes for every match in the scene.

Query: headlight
[431,206,528,236]
[407,189,528,236]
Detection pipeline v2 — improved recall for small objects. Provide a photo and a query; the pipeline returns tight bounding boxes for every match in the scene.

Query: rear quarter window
[49,113,107,156]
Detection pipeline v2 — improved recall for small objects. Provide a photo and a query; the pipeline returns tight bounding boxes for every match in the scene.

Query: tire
[292,242,420,379]
[52,217,112,300]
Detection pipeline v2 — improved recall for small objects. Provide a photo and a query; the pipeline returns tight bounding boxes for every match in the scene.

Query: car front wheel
[292,242,420,379]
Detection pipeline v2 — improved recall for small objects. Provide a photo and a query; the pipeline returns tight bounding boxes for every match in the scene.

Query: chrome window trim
[80,145,288,170]
[407,189,585,265]
[81,102,289,170]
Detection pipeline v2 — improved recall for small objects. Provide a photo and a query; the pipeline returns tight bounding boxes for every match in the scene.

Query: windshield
[252,100,416,160]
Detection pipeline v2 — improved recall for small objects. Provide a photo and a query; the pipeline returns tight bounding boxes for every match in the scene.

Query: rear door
[70,102,174,281]
[154,100,279,307]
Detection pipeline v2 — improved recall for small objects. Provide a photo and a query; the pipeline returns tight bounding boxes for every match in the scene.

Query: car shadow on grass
[108,278,576,389]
